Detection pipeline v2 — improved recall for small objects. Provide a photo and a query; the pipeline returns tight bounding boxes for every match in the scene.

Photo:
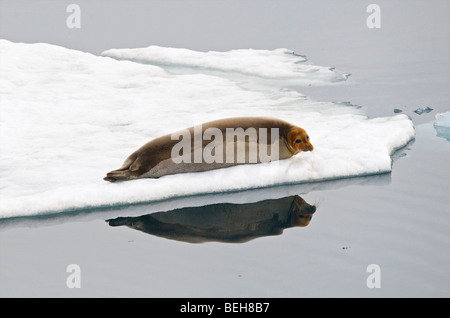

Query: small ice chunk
[433,112,450,141]
[413,106,433,115]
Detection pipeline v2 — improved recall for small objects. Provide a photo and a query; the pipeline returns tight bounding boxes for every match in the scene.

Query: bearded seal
[106,194,317,243]
[104,116,313,182]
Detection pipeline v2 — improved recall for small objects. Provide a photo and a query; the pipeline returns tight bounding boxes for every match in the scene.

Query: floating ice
[433,112,450,141]
[0,40,414,218]
[413,106,433,115]
[102,45,350,84]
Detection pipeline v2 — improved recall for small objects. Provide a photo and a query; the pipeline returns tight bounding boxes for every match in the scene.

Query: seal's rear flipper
[103,169,134,182]
[103,176,117,182]
[106,217,131,226]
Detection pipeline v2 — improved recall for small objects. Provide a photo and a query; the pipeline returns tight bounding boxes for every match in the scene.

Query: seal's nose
[305,143,314,151]
[301,203,316,214]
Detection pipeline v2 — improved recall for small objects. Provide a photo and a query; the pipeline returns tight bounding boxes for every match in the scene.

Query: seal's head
[286,127,314,155]
[290,195,317,227]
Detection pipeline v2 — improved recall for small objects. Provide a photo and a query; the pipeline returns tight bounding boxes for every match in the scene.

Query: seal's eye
[306,135,309,141]
[295,139,302,144]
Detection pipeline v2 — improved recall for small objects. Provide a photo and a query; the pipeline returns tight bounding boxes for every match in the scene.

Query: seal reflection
[106,195,316,243]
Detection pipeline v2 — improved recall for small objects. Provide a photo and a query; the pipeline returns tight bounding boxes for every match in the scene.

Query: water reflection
[106,195,316,243]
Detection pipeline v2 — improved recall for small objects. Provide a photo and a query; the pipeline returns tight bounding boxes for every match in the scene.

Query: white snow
[0,40,414,218]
